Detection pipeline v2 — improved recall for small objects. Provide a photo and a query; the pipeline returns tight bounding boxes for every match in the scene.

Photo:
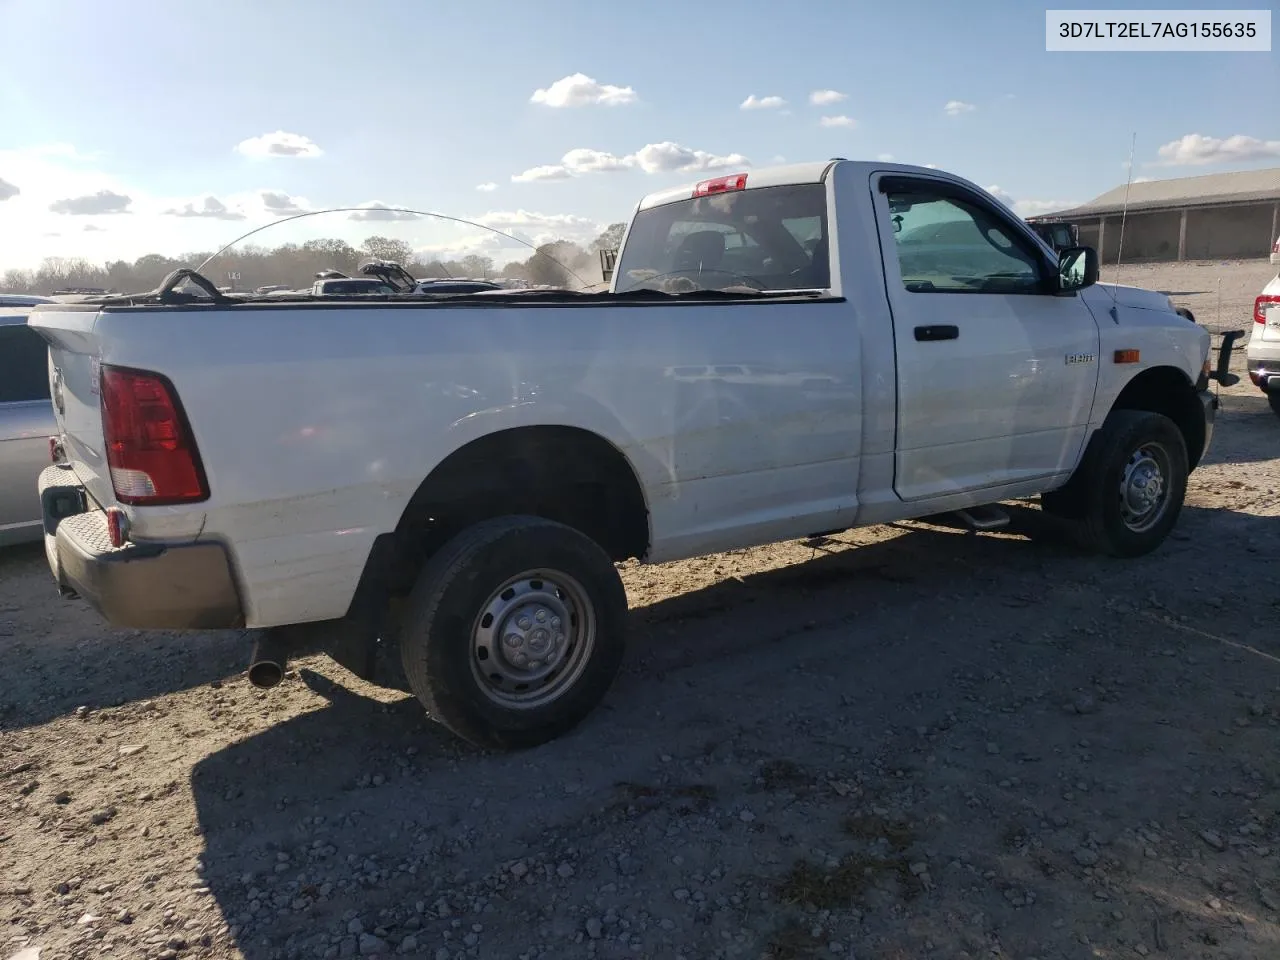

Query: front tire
[398,515,628,750]
[1054,410,1189,558]
[1268,391,1280,419]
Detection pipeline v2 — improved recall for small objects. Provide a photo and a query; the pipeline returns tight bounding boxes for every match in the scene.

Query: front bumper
[38,464,244,630]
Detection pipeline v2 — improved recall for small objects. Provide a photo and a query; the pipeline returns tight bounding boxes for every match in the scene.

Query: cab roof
[634,158,952,212]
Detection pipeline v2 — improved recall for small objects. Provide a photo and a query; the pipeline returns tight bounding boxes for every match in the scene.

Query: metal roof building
[1029,166,1280,262]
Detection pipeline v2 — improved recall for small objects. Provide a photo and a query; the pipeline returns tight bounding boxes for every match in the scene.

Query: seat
[672,230,727,273]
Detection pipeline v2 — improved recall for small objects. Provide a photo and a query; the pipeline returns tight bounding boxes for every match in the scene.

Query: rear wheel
[1048,409,1188,558]
[398,515,627,750]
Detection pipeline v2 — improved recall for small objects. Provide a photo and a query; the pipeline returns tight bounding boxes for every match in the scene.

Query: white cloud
[530,73,636,107]
[0,177,18,201]
[1155,133,1280,166]
[1132,176,1154,183]
[944,100,976,116]
[984,185,1079,217]
[512,163,576,183]
[163,195,247,220]
[49,189,132,215]
[740,94,787,110]
[631,142,750,174]
[513,148,636,181]
[512,141,749,182]
[82,224,103,232]
[923,163,940,169]
[985,185,1016,206]
[819,115,855,128]
[809,89,847,106]
[235,130,323,159]
[1015,199,1079,216]
[475,182,497,192]
[561,148,633,174]
[474,209,598,234]
[260,190,309,215]
[347,201,422,221]
[876,153,895,162]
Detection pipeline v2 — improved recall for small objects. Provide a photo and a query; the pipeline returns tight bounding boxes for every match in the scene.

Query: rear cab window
[614,183,830,293]
[0,319,52,403]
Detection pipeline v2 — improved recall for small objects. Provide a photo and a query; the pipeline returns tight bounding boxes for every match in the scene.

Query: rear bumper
[1247,356,1280,393]
[38,465,244,630]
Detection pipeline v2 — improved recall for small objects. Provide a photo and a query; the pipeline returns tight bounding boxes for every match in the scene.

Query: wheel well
[388,426,650,593]
[1110,366,1206,469]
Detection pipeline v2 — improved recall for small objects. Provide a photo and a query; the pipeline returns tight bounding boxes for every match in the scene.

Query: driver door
[872,174,1101,502]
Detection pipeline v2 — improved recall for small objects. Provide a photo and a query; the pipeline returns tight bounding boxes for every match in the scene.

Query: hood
[1092,282,1176,314]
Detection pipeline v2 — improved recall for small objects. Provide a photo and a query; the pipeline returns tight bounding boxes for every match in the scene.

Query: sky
[0,0,1277,272]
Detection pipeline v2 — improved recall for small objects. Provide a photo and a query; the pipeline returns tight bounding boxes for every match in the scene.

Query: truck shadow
[1206,389,1280,467]
[0,540,251,733]
[185,500,1279,960]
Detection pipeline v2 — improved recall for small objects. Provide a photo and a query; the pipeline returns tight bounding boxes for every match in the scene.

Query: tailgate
[26,306,116,509]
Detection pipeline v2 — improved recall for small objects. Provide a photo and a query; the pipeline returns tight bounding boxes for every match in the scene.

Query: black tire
[1060,409,1189,558]
[398,515,627,750]
[1269,392,1280,419]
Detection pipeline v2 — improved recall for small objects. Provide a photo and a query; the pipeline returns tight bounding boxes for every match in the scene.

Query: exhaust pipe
[247,631,292,688]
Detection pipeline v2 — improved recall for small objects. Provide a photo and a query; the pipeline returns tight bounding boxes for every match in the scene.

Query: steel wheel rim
[1118,441,1171,533]
[470,569,596,709]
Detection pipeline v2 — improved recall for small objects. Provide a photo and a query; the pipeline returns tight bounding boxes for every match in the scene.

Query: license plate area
[41,480,88,536]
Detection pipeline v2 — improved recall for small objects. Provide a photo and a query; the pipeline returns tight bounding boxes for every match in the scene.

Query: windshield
[613,183,830,293]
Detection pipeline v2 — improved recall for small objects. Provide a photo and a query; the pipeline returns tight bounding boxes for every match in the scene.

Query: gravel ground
[1102,257,1274,334]
[3,284,1279,960]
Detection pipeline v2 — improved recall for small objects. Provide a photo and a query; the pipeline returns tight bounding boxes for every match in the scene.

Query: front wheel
[1055,410,1189,558]
[398,515,628,750]
[1268,391,1280,419]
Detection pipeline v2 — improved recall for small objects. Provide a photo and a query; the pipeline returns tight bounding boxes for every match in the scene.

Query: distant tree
[361,236,415,266]
[1,268,35,292]
[0,224,612,294]
[590,222,626,252]
[525,240,585,287]
[458,254,494,278]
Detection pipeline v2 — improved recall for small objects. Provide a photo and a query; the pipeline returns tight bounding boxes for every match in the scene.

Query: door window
[887,191,1044,295]
[0,325,52,403]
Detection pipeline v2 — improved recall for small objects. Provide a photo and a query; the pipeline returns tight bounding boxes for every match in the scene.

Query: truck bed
[28,288,872,628]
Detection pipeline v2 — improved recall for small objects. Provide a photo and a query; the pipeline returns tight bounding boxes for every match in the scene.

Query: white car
[1245,234,1280,417]
[29,158,1231,750]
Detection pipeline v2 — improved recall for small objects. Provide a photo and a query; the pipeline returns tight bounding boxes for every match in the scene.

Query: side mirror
[1056,245,1098,292]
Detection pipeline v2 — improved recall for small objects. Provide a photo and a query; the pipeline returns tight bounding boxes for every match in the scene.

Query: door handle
[914,325,959,342]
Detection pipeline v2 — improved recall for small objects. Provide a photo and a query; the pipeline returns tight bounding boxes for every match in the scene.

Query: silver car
[1,304,57,546]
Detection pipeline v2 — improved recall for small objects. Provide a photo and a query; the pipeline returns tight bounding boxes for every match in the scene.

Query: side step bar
[951,504,1011,531]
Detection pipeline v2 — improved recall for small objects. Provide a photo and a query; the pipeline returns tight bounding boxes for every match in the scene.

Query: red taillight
[1255,295,1280,324]
[100,365,208,505]
[105,507,128,548]
[692,173,748,197]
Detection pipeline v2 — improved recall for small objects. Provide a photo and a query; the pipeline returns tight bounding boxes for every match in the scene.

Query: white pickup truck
[28,159,1239,750]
